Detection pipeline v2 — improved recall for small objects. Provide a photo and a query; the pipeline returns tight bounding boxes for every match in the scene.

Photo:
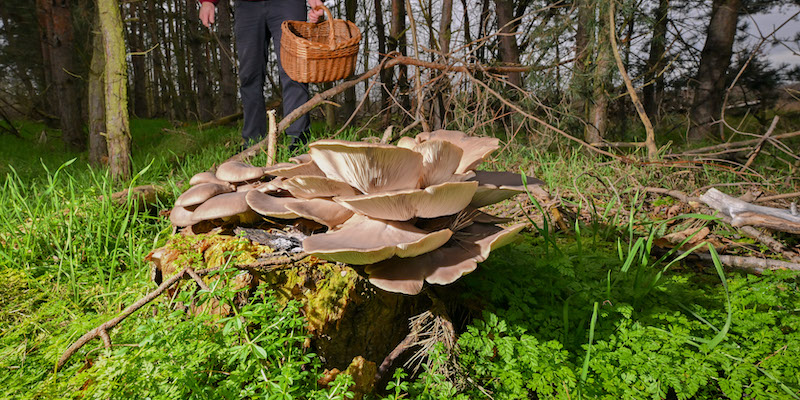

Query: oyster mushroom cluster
[169,130,544,295]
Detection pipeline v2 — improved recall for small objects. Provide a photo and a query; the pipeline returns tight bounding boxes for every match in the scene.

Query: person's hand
[308,0,325,23]
[199,1,216,28]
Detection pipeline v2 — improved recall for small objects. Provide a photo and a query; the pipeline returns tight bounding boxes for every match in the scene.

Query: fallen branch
[57,266,221,371]
[700,188,800,235]
[197,112,243,130]
[677,250,800,274]
[742,116,779,170]
[679,131,800,156]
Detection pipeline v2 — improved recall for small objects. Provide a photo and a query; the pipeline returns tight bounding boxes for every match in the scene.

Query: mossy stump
[148,233,430,372]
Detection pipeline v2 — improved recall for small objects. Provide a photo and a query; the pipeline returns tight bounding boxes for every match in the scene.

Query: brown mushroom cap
[175,183,234,208]
[334,181,478,221]
[365,222,524,294]
[245,191,302,219]
[189,171,232,187]
[192,191,253,221]
[309,140,423,194]
[416,130,500,173]
[412,140,464,187]
[215,161,268,182]
[282,175,359,199]
[302,214,452,265]
[284,198,354,228]
[169,206,198,227]
[289,153,312,164]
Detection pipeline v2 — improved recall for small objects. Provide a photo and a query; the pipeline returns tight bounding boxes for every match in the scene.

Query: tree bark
[128,1,149,119]
[145,0,168,117]
[188,0,213,121]
[389,0,410,113]
[216,0,237,116]
[99,0,132,180]
[343,0,358,118]
[374,0,389,116]
[494,0,522,87]
[571,0,594,118]
[587,0,611,144]
[88,25,108,166]
[36,0,86,152]
[688,0,741,141]
[642,0,669,120]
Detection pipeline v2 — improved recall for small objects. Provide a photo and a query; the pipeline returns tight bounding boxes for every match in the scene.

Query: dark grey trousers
[234,0,310,144]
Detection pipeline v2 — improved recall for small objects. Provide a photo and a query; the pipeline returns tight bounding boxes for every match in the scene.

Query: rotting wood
[675,249,800,274]
[700,188,800,234]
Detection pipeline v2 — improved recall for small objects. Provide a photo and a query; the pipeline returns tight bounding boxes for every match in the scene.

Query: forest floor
[1,118,799,399]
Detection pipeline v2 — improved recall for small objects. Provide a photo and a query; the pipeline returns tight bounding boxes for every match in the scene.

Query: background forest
[2,0,800,398]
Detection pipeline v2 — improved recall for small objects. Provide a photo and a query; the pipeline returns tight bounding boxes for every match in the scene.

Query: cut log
[700,188,800,234]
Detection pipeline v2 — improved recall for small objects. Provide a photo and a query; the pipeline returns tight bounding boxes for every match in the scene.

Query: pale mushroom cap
[175,183,234,208]
[245,191,302,219]
[302,214,452,265]
[396,136,417,150]
[192,191,252,221]
[216,161,268,182]
[364,222,525,294]
[413,140,464,188]
[416,130,500,173]
[309,140,423,194]
[289,153,312,164]
[334,181,478,221]
[189,171,232,187]
[264,160,325,178]
[285,198,354,228]
[169,206,198,227]
[282,175,359,199]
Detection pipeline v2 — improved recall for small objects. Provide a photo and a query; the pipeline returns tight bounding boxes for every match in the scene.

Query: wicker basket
[280,5,361,83]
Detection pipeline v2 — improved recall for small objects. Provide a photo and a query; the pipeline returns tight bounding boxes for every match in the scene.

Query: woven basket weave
[280,5,361,83]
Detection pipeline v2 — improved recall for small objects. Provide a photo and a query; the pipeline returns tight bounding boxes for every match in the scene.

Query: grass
[1,118,799,399]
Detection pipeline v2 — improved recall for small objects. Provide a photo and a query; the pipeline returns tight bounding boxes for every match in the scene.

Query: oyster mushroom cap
[175,182,235,208]
[189,171,233,187]
[365,222,525,294]
[169,206,198,227]
[245,191,302,219]
[302,214,452,265]
[289,153,312,164]
[309,140,423,194]
[215,161,268,182]
[334,181,478,221]
[282,175,359,199]
[412,140,464,187]
[264,160,325,178]
[468,171,545,208]
[284,198,354,228]
[416,130,500,174]
[192,191,254,222]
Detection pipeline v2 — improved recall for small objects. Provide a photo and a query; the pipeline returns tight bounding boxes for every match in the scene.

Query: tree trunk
[588,0,611,144]
[642,0,669,120]
[688,0,741,141]
[477,0,491,64]
[146,0,167,117]
[36,0,86,152]
[389,0,410,113]
[88,25,108,166]
[494,0,522,87]
[188,0,213,122]
[571,0,594,118]
[343,0,358,118]
[217,0,237,116]
[99,0,132,180]
[374,0,390,120]
[128,1,149,118]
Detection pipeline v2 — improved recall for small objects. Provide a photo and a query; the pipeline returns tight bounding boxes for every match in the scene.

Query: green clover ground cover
[1,121,799,398]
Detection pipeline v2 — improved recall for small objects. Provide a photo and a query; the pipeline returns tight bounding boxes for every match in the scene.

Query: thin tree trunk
[128,1,149,118]
[88,25,108,166]
[688,0,741,141]
[642,0,669,120]
[99,0,132,180]
[478,0,491,64]
[374,0,389,118]
[36,0,86,151]
[217,0,237,116]
[588,0,611,144]
[188,0,213,121]
[571,0,594,118]
[146,0,167,116]
[494,0,522,87]
[389,0,410,113]
[343,0,358,117]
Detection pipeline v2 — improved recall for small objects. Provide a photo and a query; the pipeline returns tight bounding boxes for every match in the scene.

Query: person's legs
[234,1,269,144]
[266,0,310,148]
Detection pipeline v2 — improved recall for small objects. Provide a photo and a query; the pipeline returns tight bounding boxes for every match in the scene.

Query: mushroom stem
[266,109,278,166]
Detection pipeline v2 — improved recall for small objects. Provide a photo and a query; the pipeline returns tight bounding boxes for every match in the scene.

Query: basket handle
[314,5,336,50]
